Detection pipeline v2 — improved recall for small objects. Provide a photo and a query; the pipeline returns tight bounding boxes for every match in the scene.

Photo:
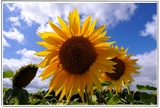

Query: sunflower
[101,45,140,94]
[35,7,118,103]
[12,64,38,88]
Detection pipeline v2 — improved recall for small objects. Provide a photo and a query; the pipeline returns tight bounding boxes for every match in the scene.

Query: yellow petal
[89,64,101,78]
[55,84,64,97]
[85,72,92,92]
[115,45,118,50]
[74,7,81,36]
[89,24,106,41]
[122,54,132,60]
[44,32,65,42]
[94,62,115,73]
[132,71,140,74]
[34,50,51,56]
[94,42,115,47]
[39,61,60,79]
[124,47,129,54]
[96,58,117,66]
[68,11,75,35]
[49,20,68,39]
[120,46,125,51]
[88,18,98,34]
[59,87,66,101]
[71,17,77,36]
[50,70,68,91]
[91,31,108,42]
[79,74,86,103]
[67,75,79,103]
[89,72,102,90]
[48,67,63,89]
[58,16,72,38]
[36,42,58,49]
[82,16,92,36]
[37,54,59,68]
[65,74,74,97]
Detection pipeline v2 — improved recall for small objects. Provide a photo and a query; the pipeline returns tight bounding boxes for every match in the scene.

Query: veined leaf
[140,92,155,105]
[137,85,157,91]
[126,94,134,103]
[101,81,119,86]
[3,70,14,78]
[3,88,13,102]
[107,95,121,105]
[12,88,29,105]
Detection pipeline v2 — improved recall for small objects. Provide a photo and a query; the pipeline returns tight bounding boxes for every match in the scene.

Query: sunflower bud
[12,64,38,88]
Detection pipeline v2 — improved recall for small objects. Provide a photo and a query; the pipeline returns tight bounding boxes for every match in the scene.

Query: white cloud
[16,48,43,62]
[5,3,137,31]
[7,16,21,27]
[140,14,157,40]
[37,23,54,32]
[3,48,43,71]
[3,78,13,88]
[5,3,16,11]
[25,72,50,93]
[3,48,48,93]
[2,36,11,47]
[130,49,157,90]
[3,27,25,44]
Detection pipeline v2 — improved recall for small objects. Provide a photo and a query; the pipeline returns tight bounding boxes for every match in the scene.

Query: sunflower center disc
[105,57,125,80]
[59,36,97,74]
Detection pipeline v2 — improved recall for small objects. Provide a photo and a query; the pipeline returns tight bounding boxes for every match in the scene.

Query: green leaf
[126,94,134,102]
[107,95,121,105]
[135,66,143,69]
[101,81,119,86]
[140,92,151,100]
[120,98,128,103]
[136,85,157,91]
[3,87,9,93]
[91,95,97,103]
[31,99,40,105]
[3,70,14,78]
[12,88,29,105]
[3,88,13,102]
[140,92,155,105]
[71,98,80,105]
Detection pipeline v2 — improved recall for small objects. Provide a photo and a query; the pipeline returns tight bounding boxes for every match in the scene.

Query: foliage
[3,70,14,78]
[3,68,157,105]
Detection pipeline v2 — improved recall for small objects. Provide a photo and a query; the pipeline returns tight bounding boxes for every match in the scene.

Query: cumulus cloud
[5,3,16,11]
[25,72,50,93]
[5,3,137,31]
[140,14,157,40]
[37,23,54,32]
[3,48,47,92]
[3,78,13,88]
[7,16,21,27]
[2,36,10,47]
[130,49,157,90]
[3,48,43,71]
[3,28,25,44]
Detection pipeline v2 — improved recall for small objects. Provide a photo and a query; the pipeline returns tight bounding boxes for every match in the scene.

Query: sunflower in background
[35,7,119,103]
[101,45,140,94]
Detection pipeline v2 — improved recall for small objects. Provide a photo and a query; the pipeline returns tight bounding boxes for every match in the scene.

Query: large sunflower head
[101,45,140,94]
[35,7,118,103]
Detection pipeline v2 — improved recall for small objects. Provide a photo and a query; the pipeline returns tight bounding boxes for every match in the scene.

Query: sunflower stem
[126,85,133,105]
[126,85,131,95]
[85,86,91,105]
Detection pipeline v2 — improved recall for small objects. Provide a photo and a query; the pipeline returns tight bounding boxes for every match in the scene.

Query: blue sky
[2,2,157,92]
